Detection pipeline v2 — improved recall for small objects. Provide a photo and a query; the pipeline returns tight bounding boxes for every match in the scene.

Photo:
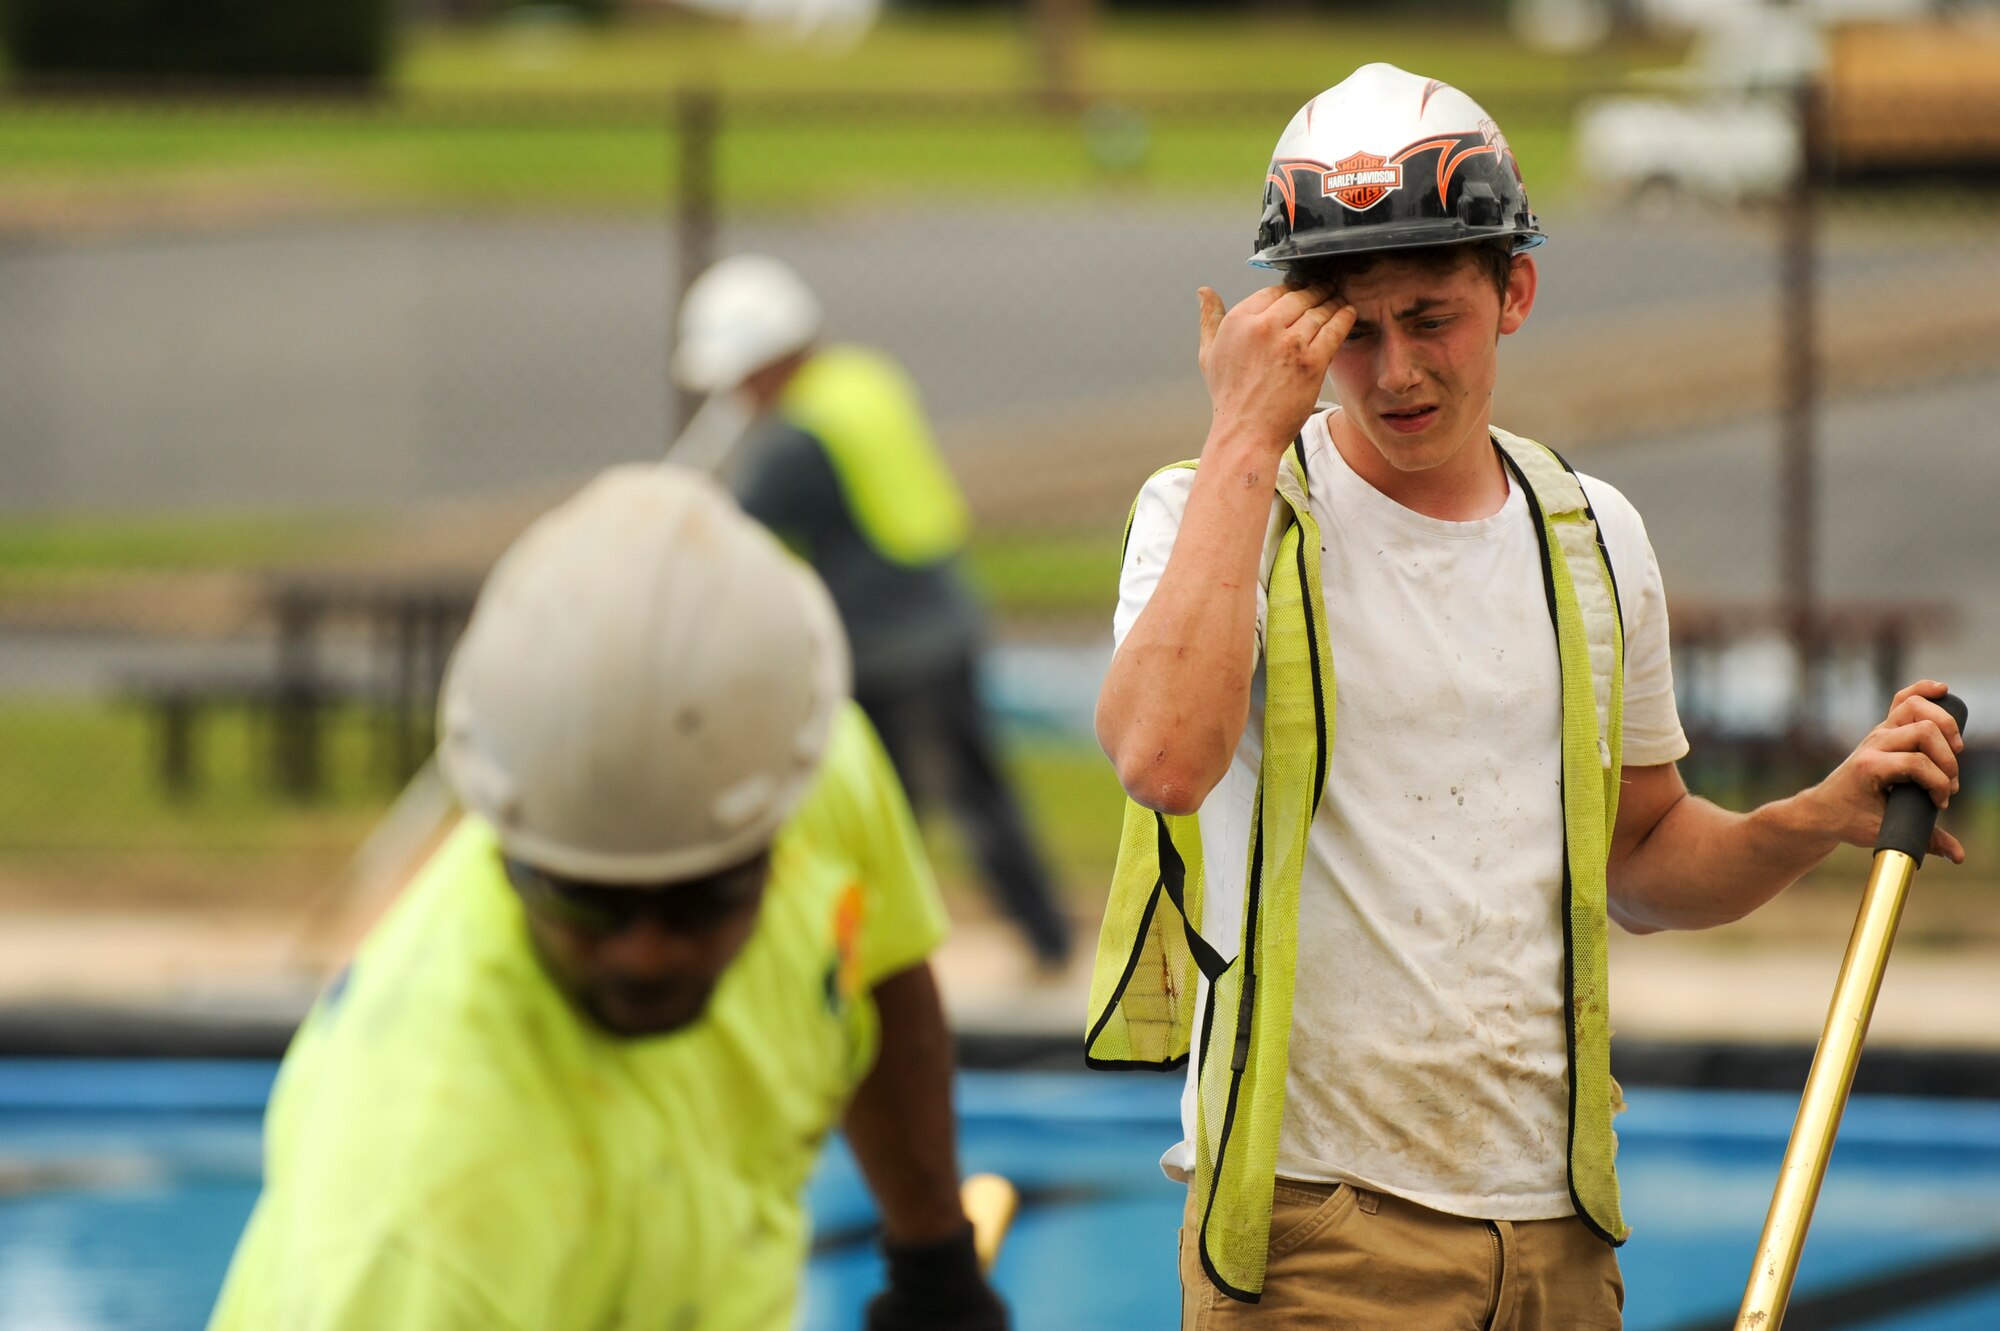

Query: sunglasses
[501,854,768,936]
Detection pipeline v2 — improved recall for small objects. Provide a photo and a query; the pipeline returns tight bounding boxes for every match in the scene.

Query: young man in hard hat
[1087,63,1965,1327]
[672,253,1073,974]
[209,466,1009,1331]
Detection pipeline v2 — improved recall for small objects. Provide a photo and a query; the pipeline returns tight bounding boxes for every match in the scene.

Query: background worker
[1088,64,1965,1328]
[209,466,1008,1331]
[673,253,1073,973]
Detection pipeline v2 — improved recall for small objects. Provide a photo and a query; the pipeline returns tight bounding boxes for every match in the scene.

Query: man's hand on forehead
[1195,281,1356,458]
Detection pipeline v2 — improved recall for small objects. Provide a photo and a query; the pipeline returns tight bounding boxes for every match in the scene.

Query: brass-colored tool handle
[960,1172,1020,1274]
[1734,693,1967,1331]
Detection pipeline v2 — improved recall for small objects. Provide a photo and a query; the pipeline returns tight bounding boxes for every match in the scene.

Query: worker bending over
[210,466,1008,1331]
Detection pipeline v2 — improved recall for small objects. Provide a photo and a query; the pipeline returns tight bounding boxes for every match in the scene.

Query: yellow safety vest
[780,345,971,569]
[1085,428,1628,1302]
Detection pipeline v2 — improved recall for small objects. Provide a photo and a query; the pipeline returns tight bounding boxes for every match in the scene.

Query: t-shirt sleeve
[803,703,950,986]
[1583,476,1690,768]
[730,424,840,559]
[1113,466,1281,654]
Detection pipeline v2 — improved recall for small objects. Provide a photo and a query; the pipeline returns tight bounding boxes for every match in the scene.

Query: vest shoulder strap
[1491,427,1623,769]
[1491,425,1631,1246]
[1087,442,1315,1071]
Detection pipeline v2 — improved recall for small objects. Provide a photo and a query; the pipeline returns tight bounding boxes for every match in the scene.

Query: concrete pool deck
[932,910,2000,1052]
[4,873,1994,1059]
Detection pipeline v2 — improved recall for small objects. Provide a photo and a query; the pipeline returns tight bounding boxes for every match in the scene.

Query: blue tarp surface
[4,1061,2000,1329]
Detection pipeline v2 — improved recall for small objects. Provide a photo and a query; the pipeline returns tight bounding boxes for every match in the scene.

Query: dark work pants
[856,651,1072,967]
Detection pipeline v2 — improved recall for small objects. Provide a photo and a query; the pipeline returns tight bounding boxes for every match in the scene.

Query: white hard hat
[438,464,849,885]
[1252,63,1543,270]
[671,253,823,395]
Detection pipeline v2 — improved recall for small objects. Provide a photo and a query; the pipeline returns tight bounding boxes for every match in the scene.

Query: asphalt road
[1,199,1992,510]
[2,197,1995,714]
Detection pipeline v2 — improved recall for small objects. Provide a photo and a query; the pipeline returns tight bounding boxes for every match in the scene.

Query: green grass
[5,697,1995,928]
[0,96,1319,209]
[395,12,1675,100]
[0,512,388,609]
[0,14,1679,212]
[0,694,1121,910]
[0,699,385,859]
[1009,733,1125,886]
[965,527,1122,618]
[917,731,1124,904]
[399,12,1043,95]
[0,511,1118,619]
[0,512,380,575]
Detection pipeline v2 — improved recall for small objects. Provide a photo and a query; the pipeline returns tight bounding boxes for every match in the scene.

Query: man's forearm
[1095,431,1282,814]
[1609,787,1840,933]
[844,962,967,1245]
[1610,691,1965,934]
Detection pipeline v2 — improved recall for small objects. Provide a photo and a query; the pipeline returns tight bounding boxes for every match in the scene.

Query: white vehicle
[1577,6,2000,205]
[1575,94,1798,205]
[1574,8,1821,205]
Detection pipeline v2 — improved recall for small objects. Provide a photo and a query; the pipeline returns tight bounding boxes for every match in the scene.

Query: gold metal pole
[1734,847,1919,1330]
[961,1173,1019,1274]
[1735,690,1964,1330]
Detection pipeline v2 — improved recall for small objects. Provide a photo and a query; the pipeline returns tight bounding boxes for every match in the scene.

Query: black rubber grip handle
[1875,692,1969,863]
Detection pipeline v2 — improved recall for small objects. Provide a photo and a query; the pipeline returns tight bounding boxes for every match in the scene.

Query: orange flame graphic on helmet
[1265,127,1521,229]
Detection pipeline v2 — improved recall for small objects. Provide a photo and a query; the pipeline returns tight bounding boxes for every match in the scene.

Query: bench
[121,568,483,802]
[120,665,404,801]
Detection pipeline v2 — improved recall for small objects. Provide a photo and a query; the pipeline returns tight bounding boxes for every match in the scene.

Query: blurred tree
[5,0,397,85]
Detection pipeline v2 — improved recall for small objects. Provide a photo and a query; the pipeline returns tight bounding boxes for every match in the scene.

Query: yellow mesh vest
[779,345,971,569]
[1085,430,1627,1302]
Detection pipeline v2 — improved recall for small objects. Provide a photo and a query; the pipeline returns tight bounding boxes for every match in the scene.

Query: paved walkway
[931,911,2000,1053]
[4,875,1993,1052]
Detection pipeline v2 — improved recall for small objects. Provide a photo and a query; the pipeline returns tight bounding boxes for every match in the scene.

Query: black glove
[862,1223,1010,1331]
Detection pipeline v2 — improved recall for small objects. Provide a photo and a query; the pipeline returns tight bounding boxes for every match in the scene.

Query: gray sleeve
[729,424,842,556]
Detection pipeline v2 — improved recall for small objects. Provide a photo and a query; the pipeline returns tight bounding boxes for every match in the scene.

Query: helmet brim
[1253,224,1545,271]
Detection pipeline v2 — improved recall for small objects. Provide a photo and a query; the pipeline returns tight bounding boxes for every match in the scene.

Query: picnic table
[126,567,484,800]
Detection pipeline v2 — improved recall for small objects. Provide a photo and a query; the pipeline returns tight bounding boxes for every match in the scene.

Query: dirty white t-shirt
[1112,408,1688,1221]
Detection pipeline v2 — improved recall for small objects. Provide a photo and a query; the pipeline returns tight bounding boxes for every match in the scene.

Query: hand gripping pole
[1734,693,1969,1331]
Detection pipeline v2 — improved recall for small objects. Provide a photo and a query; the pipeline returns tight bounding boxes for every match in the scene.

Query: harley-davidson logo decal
[1321,152,1402,211]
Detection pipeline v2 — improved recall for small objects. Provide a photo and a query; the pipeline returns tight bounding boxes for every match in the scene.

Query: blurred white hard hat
[438,464,849,884]
[671,253,823,395]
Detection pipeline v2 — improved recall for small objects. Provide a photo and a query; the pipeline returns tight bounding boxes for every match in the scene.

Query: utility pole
[672,86,718,439]
[1780,75,1821,740]
[1033,0,1089,108]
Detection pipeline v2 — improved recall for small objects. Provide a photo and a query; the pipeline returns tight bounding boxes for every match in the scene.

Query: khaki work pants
[1178,1179,1624,1330]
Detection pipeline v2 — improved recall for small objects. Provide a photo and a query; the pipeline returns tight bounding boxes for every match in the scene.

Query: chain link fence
[1,80,1998,992]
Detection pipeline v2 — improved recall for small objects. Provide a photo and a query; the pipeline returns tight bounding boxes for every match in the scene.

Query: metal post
[271,591,324,801]
[1034,0,1088,109]
[673,86,719,440]
[1781,77,1822,741]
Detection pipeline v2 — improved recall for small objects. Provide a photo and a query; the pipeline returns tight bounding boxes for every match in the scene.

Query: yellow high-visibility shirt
[209,703,948,1331]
